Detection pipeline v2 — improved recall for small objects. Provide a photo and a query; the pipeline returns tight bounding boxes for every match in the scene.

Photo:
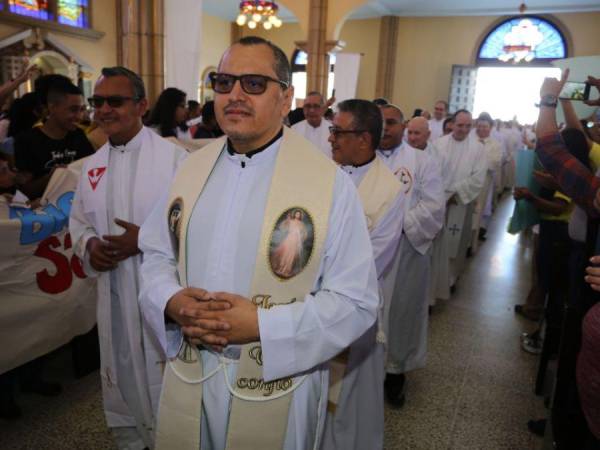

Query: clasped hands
[86,218,140,272]
[165,288,259,352]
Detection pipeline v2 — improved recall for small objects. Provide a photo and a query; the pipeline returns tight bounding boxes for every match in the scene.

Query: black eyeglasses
[328,126,368,138]
[88,96,139,108]
[209,72,289,95]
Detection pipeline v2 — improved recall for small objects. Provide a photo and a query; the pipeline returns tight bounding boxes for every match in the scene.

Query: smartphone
[559,81,590,101]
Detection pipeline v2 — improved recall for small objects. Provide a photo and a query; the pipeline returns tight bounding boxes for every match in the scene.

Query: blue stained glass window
[478,16,566,63]
[8,0,51,21]
[5,0,90,28]
[58,0,89,28]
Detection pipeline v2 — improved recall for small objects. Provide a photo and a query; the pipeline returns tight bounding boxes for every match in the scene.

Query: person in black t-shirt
[15,79,94,199]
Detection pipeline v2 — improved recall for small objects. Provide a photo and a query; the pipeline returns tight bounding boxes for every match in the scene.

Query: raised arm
[0,65,37,107]
[535,69,600,217]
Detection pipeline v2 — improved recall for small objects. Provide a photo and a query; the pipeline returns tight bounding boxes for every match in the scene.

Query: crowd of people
[0,35,599,450]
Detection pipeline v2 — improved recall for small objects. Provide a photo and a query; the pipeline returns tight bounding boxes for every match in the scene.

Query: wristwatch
[539,94,558,108]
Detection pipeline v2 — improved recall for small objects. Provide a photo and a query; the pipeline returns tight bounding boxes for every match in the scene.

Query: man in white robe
[491,120,509,202]
[377,113,445,407]
[428,100,448,142]
[320,100,405,450]
[430,110,487,289]
[291,91,332,158]
[69,67,187,449]
[470,113,503,251]
[138,37,379,450]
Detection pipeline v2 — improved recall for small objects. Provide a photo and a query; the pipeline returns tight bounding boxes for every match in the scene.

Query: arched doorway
[468,15,567,124]
[29,50,79,84]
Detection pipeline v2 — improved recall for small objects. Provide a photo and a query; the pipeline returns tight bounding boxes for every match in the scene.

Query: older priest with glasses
[138,37,379,450]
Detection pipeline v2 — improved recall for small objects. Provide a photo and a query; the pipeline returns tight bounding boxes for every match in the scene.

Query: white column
[164,0,203,99]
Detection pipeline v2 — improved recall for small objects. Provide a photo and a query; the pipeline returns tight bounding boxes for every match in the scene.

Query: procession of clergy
[70,36,518,450]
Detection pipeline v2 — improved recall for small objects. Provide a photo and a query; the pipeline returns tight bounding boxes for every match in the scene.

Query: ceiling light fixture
[236,1,282,30]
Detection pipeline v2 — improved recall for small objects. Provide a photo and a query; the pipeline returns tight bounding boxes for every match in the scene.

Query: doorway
[473,66,561,125]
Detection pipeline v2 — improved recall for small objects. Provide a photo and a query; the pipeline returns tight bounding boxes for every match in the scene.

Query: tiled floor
[0,195,545,450]
[383,195,545,450]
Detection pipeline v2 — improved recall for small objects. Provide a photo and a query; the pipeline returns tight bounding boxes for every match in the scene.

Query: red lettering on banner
[34,233,87,294]
[35,236,72,294]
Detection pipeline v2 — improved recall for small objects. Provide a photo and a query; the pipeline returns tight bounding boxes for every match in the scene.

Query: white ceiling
[203,0,600,22]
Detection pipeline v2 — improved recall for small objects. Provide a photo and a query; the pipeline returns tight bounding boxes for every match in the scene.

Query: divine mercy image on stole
[269,207,314,279]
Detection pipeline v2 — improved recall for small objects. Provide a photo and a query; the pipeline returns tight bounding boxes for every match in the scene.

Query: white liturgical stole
[155,127,337,450]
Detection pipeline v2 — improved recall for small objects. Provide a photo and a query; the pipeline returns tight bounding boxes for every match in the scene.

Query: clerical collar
[377,144,402,158]
[226,128,284,159]
[340,153,376,176]
[109,126,144,152]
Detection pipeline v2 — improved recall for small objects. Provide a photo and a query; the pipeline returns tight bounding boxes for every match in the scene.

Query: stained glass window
[477,16,566,65]
[8,0,50,21]
[3,0,90,28]
[58,0,88,28]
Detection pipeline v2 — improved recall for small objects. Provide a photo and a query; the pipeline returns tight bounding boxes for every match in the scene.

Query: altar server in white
[291,91,332,157]
[377,112,445,408]
[69,67,187,450]
[321,99,405,450]
[430,109,487,289]
[138,37,379,450]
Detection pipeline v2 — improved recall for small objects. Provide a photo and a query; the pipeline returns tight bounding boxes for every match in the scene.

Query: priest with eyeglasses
[69,66,187,450]
[138,36,379,450]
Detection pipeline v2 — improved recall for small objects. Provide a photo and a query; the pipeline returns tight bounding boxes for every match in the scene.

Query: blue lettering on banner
[9,192,75,245]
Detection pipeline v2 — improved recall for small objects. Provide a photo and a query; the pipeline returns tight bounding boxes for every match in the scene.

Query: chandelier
[236,1,283,30]
[498,4,543,63]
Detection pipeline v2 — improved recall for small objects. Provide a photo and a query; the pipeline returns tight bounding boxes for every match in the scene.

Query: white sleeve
[430,140,450,192]
[455,151,488,205]
[489,140,503,172]
[137,150,190,357]
[68,164,99,278]
[138,189,184,356]
[258,170,379,382]
[403,155,445,253]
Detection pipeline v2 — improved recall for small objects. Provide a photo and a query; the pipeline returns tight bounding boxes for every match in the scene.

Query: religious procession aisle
[384,194,546,450]
[0,195,545,450]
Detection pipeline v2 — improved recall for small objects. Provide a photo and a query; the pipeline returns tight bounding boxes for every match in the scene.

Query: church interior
[1,1,600,449]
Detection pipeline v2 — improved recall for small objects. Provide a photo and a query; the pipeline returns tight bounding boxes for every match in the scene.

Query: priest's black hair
[101,66,146,101]
[337,99,383,150]
[452,109,472,120]
[373,97,389,106]
[233,36,291,86]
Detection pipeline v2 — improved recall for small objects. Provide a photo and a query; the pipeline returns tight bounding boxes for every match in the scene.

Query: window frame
[0,0,103,40]
[476,15,568,67]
